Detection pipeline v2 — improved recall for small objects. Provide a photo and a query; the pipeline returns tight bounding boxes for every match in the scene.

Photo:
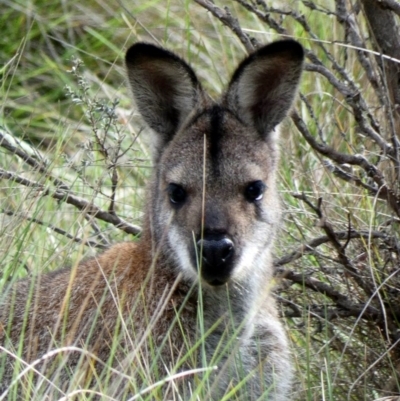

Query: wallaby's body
[0,41,303,400]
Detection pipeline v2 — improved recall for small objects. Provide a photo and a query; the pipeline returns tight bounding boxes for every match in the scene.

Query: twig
[235,0,286,35]
[291,110,377,169]
[379,0,400,16]
[234,0,385,150]
[277,268,381,320]
[361,0,400,180]
[279,295,371,322]
[0,168,141,236]
[0,127,111,246]
[0,128,68,190]
[335,0,385,105]
[291,111,400,217]
[291,193,374,296]
[274,228,388,267]
[193,0,256,52]
[1,210,107,250]
[322,160,378,194]
[109,165,119,214]
[88,108,122,215]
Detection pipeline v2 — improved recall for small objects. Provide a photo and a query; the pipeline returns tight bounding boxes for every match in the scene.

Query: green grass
[1,0,400,400]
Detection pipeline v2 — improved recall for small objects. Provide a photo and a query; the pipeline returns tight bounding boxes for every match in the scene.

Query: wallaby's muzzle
[196,234,235,286]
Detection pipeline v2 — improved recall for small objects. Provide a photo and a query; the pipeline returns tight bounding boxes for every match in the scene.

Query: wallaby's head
[126,41,303,287]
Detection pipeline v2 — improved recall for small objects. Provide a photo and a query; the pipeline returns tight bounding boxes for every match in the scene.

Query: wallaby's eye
[244,181,266,202]
[167,183,187,205]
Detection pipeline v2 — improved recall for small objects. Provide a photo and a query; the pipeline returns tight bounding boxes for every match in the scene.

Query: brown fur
[0,40,304,400]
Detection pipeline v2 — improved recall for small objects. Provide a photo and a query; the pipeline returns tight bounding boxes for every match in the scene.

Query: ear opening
[224,40,304,139]
[125,43,204,155]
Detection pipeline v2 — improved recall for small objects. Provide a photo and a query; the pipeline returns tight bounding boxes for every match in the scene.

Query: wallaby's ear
[224,40,304,138]
[125,43,204,154]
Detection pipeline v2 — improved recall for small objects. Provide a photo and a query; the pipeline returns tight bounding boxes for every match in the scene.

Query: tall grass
[1,0,399,400]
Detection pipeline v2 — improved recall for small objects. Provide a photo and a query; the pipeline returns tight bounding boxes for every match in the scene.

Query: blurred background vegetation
[1,0,400,400]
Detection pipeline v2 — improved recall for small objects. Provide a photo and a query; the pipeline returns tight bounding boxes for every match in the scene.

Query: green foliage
[1,0,400,400]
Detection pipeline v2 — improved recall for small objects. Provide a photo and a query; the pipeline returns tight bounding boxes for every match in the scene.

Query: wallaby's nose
[196,235,235,285]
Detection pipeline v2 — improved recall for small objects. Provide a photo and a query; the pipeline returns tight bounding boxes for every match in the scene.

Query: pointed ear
[125,43,204,152]
[224,40,304,138]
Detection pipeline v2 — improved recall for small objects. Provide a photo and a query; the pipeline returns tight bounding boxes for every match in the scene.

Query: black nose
[196,235,235,285]
[198,237,234,267]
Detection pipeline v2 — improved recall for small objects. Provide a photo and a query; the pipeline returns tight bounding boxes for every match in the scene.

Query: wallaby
[0,40,304,400]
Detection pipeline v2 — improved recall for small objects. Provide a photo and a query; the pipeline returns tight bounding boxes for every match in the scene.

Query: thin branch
[0,128,69,189]
[335,0,385,104]
[322,160,378,194]
[291,110,377,169]
[361,0,400,178]
[0,128,111,246]
[277,268,381,320]
[291,111,400,217]
[234,0,385,151]
[235,0,286,35]
[290,194,374,296]
[108,165,119,214]
[279,297,371,322]
[1,210,107,250]
[0,168,141,236]
[193,0,256,52]
[379,0,400,16]
[274,228,388,267]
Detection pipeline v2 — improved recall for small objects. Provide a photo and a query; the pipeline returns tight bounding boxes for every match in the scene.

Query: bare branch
[322,160,378,194]
[274,228,388,267]
[235,0,286,35]
[0,168,142,236]
[193,0,256,52]
[291,110,375,169]
[279,295,377,322]
[0,128,69,190]
[291,111,400,217]
[0,128,111,246]
[379,0,400,16]
[1,210,107,250]
[277,268,382,320]
[108,166,119,215]
[361,0,400,177]
[335,0,384,103]
[287,194,378,298]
